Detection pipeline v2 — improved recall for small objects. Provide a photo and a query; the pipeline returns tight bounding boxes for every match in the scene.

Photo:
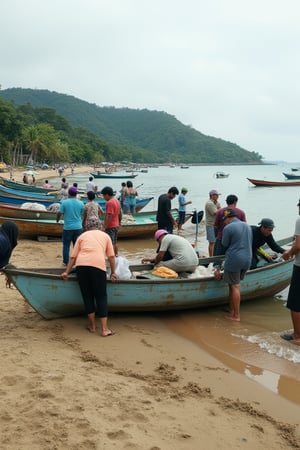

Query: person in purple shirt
[214,194,246,256]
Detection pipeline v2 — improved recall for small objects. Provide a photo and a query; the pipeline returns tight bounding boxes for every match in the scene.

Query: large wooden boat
[0,208,189,239]
[3,237,293,319]
[247,177,300,187]
[90,172,138,179]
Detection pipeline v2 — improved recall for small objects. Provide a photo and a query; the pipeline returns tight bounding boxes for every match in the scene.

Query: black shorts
[105,227,118,245]
[286,265,300,312]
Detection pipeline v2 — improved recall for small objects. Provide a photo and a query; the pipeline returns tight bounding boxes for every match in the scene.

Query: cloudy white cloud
[1,0,300,161]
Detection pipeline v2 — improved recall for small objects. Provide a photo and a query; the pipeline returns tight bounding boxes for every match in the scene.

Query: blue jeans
[62,229,82,264]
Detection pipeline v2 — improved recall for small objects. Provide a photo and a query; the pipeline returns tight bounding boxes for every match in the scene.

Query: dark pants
[287,265,300,312]
[62,228,82,265]
[157,221,173,234]
[76,266,108,317]
[213,238,226,256]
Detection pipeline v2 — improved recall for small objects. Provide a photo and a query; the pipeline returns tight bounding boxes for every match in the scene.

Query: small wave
[234,333,300,363]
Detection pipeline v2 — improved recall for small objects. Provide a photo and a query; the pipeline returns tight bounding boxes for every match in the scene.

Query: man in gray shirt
[142,229,198,273]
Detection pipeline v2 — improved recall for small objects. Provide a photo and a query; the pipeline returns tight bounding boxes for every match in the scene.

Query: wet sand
[1,166,299,448]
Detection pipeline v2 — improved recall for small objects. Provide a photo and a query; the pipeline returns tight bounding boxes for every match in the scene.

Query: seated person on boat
[250,218,285,269]
[141,229,198,273]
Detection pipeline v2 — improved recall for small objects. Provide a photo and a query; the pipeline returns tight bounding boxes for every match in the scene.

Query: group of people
[151,185,300,343]
[204,189,288,321]
[56,183,121,336]
[1,174,300,346]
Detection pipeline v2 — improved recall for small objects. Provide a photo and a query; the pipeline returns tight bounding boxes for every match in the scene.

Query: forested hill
[0,88,262,164]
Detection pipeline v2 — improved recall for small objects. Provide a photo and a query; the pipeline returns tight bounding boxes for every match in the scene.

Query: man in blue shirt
[177,187,192,231]
[219,208,252,322]
[56,186,84,266]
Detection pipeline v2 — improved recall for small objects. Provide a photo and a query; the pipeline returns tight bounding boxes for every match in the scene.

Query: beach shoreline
[0,238,299,449]
[1,165,300,448]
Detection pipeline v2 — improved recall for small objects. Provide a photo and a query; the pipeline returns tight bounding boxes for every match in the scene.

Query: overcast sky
[1,0,300,162]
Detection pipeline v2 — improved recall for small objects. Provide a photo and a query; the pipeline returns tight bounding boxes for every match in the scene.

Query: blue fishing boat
[282,172,300,180]
[0,176,57,193]
[4,237,293,319]
[0,184,153,212]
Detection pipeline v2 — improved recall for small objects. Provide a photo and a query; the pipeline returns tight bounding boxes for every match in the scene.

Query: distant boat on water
[247,177,300,187]
[90,172,138,179]
[214,171,229,179]
[282,172,300,180]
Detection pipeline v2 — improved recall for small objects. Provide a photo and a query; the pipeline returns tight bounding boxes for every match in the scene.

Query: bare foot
[224,314,240,322]
[101,329,115,337]
[86,327,96,333]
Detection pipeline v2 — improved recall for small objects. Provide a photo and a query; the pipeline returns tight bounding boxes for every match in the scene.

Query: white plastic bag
[107,256,132,279]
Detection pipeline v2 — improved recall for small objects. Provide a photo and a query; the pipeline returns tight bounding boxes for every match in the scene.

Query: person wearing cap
[61,217,116,336]
[177,187,192,232]
[205,189,221,256]
[141,230,198,273]
[56,186,84,266]
[156,186,179,234]
[218,208,252,322]
[101,186,122,257]
[213,194,246,256]
[280,199,300,344]
[250,218,285,269]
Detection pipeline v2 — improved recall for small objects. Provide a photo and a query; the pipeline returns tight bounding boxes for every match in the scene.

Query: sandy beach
[0,166,300,449]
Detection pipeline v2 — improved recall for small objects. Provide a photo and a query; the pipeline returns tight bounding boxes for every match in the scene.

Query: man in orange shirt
[101,186,122,256]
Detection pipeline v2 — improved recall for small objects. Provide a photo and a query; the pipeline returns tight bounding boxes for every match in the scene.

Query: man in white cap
[205,189,221,256]
[142,229,198,273]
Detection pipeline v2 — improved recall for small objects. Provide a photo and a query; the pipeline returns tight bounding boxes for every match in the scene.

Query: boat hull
[4,256,292,319]
[282,172,300,180]
[247,177,300,187]
[0,208,184,239]
[90,172,137,179]
[0,176,57,193]
[0,185,153,211]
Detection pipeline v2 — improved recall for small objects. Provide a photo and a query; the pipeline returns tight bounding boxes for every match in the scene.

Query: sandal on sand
[280,333,294,341]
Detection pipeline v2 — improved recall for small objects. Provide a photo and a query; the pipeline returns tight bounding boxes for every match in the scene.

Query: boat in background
[0,208,187,239]
[214,171,229,179]
[0,184,153,211]
[247,177,300,187]
[3,237,293,319]
[0,176,57,194]
[90,172,138,179]
[282,172,300,180]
